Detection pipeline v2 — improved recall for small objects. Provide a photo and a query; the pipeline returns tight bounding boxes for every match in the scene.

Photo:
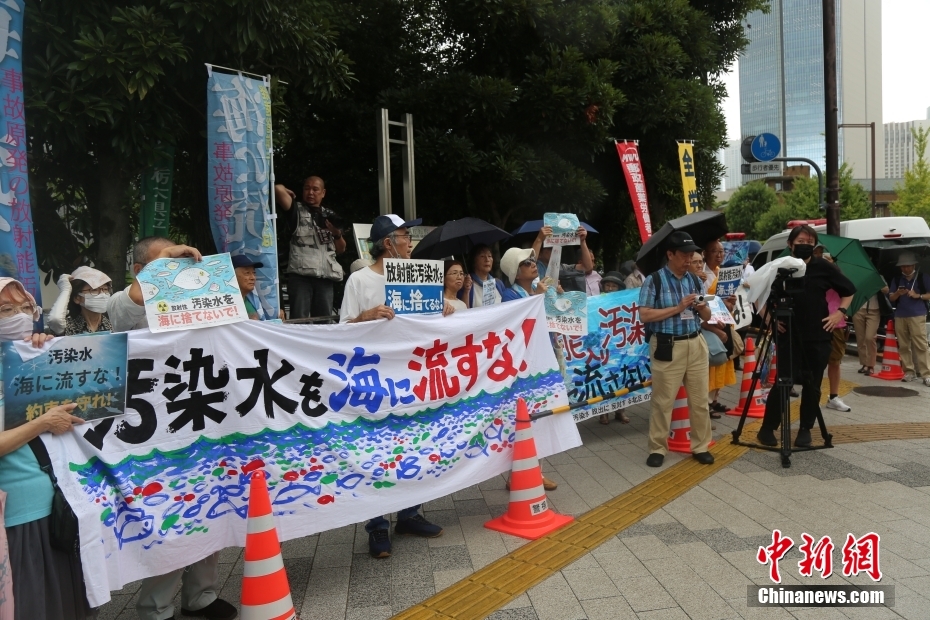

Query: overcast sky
[720,0,930,140]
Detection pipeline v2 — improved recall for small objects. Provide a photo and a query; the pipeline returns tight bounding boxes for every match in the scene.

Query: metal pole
[377,109,391,215]
[266,77,281,317]
[871,121,876,217]
[772,157,824,208]
[822,0,840,235]
[402,113,416,221]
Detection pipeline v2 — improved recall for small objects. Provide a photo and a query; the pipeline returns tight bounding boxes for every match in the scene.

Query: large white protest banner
[40,297,579,606]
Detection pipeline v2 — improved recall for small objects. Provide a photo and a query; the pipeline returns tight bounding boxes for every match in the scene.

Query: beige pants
[852,307,881,368]
[648,335,713,455]
[895,315,930,376]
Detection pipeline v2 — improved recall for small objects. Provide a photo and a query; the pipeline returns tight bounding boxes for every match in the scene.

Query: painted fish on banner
[41,297,581,607]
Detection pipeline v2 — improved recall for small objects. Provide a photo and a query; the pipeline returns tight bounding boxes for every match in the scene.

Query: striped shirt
[638,266,703,337]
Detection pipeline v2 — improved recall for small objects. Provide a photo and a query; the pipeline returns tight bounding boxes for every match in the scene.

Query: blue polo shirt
[638,267,703,337]
[891,273,930,319]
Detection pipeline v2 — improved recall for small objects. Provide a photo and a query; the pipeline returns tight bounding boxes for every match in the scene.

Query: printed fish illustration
[165,261,180,270]
[206,260,221,266]
[155,271,171,277]
[554,297,573,312]
[172,268,210,290]
[208,283,220,292]
[557,217,573,229]
[140,282,159,301]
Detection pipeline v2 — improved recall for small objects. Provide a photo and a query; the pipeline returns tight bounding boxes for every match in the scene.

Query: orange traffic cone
[241,471,297,620]
[727,337,768,418]
[766,344,778,385]
[874,320,905,381]
[668,385,716,454]
[484,398,573,540]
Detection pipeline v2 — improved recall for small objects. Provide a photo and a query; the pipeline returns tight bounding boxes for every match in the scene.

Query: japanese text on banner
[384,258,444,314]
[615,142,653,243]
[677,141,700,214]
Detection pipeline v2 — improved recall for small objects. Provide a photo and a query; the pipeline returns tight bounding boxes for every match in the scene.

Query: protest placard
[384,258,444,314]
[41,298,580,607]
[706,296,736,325]
[543,212,580,246]
[722,240,750,267]
[716,265,744,297]
[545,290,587,335]
[557,289,652,423]
[2,333,128,431]
[136,253,248,332]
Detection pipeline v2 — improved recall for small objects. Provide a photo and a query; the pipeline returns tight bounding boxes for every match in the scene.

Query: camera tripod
[730,273,833,468]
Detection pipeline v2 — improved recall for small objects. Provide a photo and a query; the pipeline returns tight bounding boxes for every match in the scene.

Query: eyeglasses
[391,233,412,241]
[0,302,36,319]
[80,285,111,296]
[446,271,465,277]
[519,259,535,267]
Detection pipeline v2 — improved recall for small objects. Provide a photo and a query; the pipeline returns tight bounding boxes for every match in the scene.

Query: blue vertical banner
[0,0,41,305]
[206,69,279,318]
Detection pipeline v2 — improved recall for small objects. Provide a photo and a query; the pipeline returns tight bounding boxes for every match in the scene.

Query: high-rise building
[716,139,743,191]
[885,112,930,179]
[738,0,883,184]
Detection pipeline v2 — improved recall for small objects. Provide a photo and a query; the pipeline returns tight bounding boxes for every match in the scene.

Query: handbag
[28,438,79,554]
[702,329,729,366]
[728,325,744,360]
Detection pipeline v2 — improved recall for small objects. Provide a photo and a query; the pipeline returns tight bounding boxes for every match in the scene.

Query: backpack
[643,269,703,341]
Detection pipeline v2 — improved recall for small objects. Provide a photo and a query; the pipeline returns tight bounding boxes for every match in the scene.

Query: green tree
[25,0,353,284]
[722,181,777,236]
[892,126,930,223]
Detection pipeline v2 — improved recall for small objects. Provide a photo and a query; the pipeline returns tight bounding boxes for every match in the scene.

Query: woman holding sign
[463,245,505,308]
[0,277,94,619]
[701,241,738,417]
[48,266,113,336]
[443,260,470,312]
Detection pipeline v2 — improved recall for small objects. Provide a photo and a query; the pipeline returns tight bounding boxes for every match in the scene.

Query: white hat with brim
[501,247,535,284]
[71,266,112,290]
[0,277,40,320]
[896,252,919,267]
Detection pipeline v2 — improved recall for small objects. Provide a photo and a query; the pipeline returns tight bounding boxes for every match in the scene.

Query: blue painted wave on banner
[0,0,41,304]
[206,71,279,318]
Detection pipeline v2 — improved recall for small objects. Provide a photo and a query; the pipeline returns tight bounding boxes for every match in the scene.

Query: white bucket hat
[500,247,535,284]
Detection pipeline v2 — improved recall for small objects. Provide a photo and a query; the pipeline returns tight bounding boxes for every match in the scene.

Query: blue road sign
[751,133,781,162]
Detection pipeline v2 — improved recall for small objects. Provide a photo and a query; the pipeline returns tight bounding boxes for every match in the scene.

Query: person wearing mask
[106,237,237,620]
[464,245,505,308]
[888,252,930,385]
[48,266,112,336]
[443,260,469,312]
[756,225,855,448]
[0,277,95,620]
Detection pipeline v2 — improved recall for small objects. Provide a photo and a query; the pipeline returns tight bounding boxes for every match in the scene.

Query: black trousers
[761,337,832,431]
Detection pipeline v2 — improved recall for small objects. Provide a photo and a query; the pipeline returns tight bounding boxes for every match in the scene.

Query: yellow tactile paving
[393,378,921,620]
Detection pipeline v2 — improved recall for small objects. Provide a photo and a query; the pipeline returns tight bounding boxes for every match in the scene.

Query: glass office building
[739,0,882,185]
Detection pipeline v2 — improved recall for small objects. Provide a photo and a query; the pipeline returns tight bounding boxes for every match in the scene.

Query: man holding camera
[756,225,855,448]
[638,232,715,468]
[276,176,346,319]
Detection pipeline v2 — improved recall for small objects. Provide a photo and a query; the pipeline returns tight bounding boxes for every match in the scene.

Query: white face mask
[81,292,110,313]
[0,313,34,342]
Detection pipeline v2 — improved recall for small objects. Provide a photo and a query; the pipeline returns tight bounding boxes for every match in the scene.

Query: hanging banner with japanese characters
[677,141,700,214]
[544,290,587,335]
[722,241,750,268]
[1,334,128,431]
[384,258,444,314]
[137,253,249,332]
[715,266,743,298]
[556,288,651,423]
[0,0,41,305]
[206,69,279,320]
[542,213,580,247]
[140,148,174,238]
[615,141,653,243]
[40,298,581,607]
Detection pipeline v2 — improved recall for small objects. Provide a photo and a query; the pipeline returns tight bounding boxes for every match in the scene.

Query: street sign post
[750,133,781,162]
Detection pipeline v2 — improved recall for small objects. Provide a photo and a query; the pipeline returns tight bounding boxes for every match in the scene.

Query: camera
[695,294,715,304]
[313,207,344,230]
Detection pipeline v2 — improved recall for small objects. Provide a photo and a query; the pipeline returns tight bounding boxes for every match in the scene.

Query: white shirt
[339,267,386,323]
[445,297,467,312]
[107,286,148,332]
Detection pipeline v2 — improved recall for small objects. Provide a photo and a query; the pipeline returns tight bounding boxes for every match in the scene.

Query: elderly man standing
[889,252,930,385]
[108,236,237,620]
[638,232,715,468]
[340,214,452,559]
[275,176,346,319]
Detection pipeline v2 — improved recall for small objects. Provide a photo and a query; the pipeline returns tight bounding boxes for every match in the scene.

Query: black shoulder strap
[28,437,58,485]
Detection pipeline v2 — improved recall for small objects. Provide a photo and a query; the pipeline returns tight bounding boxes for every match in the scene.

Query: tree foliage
[892,126,930,224]
[721,181,777,237]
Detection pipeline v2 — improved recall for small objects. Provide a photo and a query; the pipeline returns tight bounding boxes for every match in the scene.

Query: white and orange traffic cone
[727,337,768,418]
[241,471,298,620]
[874,320,905,381]
[668,385,716,454]
[484,398,573,540]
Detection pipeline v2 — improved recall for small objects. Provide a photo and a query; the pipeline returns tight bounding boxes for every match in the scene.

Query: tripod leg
[732,327,774,444]
[779,385,792,468]
[815,408,833,448]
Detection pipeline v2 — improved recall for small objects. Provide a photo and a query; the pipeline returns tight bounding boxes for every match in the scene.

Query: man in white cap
[889,252,930,385]
[339,214,453,559]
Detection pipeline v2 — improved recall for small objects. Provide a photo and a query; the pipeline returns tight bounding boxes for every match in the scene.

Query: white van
[752,216,930,269]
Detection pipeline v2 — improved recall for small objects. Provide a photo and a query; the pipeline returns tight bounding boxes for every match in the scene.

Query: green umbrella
[777,234,885,316]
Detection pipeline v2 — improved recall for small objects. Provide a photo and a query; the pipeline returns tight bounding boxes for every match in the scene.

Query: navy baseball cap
[370,214,423,243]
[231,254,264,269]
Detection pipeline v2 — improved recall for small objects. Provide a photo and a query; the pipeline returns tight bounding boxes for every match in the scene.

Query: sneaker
[394,514,443,538]
[180,598,238,620]
[923,377,930,387]
[825,396,851,412]
[902,372,917,383]
[369,529,391,558]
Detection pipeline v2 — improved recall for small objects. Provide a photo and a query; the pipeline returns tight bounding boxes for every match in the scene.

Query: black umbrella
[411,217,511,260]
[635,211,728,275]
